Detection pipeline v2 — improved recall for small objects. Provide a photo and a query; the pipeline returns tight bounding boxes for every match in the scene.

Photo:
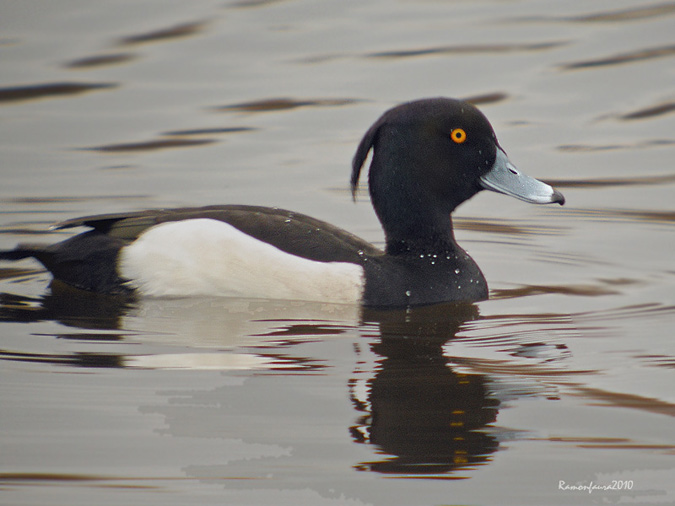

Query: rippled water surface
[1,1,674,505]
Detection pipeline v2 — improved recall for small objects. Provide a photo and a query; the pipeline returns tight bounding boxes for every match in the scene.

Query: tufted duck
[0,98,564,307]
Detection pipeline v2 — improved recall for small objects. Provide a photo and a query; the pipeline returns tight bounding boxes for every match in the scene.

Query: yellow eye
[450,128,467,144]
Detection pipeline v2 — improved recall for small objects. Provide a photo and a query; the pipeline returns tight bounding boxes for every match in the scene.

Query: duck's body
[1,98,564,307]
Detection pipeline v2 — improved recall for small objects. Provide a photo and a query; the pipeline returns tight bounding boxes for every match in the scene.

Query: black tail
[0,245,50,262]
[1,233,131,295]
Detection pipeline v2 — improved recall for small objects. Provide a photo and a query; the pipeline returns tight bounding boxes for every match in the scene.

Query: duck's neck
[367,137,470,257]
[369,174,459,255]
[382,208,458,256]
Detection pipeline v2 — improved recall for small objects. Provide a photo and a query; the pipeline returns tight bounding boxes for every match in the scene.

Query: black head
[352,97,498,211]
[351,98,563,253]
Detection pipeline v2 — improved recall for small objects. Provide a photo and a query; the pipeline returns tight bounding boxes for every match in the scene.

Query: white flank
[118,218,365,303]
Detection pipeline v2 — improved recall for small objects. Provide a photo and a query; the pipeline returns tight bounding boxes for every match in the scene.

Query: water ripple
[546,173,675,188]
[491,281,623,300]
[619,101,675,120]
[117,20,209,46]
[163,126,256,136]
[65,53,137,69]
[560,44,675,70]
[516,3,675,23]
[567,386,675,418]
[216,97,360,113]
[0,82,117,104]
[561,208,675,225]
[557,140,675,152]
[86,138,217,152]
[455,217,566,237]
[566,2,675,23]
[462,92,510,105]
[367,41,566,59]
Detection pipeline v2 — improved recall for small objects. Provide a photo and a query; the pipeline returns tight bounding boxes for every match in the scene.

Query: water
[1,1,674,504]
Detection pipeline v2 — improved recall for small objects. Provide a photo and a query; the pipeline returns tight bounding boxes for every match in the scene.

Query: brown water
[1,1,674,505]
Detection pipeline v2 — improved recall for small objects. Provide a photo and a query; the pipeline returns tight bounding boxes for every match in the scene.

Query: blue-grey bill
[479,148,565,205]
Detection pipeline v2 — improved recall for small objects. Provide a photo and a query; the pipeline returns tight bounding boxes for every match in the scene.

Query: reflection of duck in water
[350,303,500,475]
[1,286,499,474]
[1,98,563,307]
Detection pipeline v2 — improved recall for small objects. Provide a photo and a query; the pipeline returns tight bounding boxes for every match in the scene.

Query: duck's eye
[450,128,467,144]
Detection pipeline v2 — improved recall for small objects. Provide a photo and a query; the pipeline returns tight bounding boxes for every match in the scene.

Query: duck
[0,98,564,307]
